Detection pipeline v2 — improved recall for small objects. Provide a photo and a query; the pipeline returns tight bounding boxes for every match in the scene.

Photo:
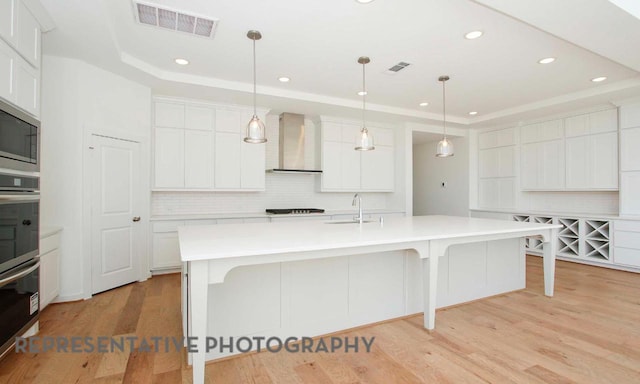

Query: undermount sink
[325,220,375,224]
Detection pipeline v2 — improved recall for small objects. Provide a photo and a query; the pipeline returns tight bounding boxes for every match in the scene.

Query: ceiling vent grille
[132,1,219,38]
[384,61,411,74]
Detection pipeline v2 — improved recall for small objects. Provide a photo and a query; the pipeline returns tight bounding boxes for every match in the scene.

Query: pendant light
[355,56,375,151]
[436,75,454,157]
[244,30,267,144]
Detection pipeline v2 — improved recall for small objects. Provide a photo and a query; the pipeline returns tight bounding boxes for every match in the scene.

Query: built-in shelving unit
[584,220,611,262]
[557,218,580,258]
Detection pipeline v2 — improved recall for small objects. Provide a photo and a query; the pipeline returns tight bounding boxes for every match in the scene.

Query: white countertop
[179,215,559,262]
[470,208,639,221]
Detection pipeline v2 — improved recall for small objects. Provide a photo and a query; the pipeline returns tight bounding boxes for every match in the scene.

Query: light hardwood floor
[1,256,639,383]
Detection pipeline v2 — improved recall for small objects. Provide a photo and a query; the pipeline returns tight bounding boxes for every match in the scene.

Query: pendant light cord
[253,38,257,116]
[442,79,446,139]
[362,62,366,130]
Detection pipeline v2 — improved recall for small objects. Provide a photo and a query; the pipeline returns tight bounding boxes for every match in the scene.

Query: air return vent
[384,61,411,74]
[132,1,219,38]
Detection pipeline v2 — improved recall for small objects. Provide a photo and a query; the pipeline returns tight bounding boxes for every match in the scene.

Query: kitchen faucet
[352,193,363,224]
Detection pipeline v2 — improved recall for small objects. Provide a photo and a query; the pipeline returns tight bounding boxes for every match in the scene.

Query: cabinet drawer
[615,220,640,233]
[40,233,60,255]
[615,231,640,249]
[152,221,185,233]
[614,247,640,267]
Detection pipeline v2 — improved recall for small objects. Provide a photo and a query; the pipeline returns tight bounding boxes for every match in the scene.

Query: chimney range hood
[268,113,322,174]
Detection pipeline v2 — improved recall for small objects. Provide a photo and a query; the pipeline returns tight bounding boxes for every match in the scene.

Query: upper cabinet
[478,127,517,209]
[0,0,41,117]
[152,98,267,191]
[320,118,395,192]
[520,109,618,191]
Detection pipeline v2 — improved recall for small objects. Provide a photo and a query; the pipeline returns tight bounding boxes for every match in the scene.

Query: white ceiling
[38,0,640,128]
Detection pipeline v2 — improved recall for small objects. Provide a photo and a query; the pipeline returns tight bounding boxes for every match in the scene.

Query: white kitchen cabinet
[621,127,640,171]
[479,178,515,209]
[0,38,15,104]
[521,119,563,144]
[614,220,640,268]
[152,232,181,270]
[565,109,617,137]
[14,56,38,116]
[478,127,516,149]
[154,127,185,188]
[214,132,241,189]
[16,1,39,68]
[479,146,515,178]
[40,228,62,310]
[153,98,267,191]
[154,101,185,128]
[565,132,618,190]
[320,118,394,192]
[361,145,394,191]
[520,140,564,190]
[620,102,640,129]
[0,0,17,47]
[184,130,213,188]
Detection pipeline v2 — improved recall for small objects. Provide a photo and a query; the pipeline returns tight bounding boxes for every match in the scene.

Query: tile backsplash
[519,191,619,215]
[151,173,389,215]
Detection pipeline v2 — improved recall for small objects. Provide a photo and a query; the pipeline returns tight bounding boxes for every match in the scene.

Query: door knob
[132,217,141,222]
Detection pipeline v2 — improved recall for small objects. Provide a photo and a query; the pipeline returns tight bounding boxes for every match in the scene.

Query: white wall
[412,137,470,216]
[40,56,151,301]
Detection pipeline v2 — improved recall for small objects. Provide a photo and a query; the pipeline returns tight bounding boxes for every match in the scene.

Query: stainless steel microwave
[0,99,40,173]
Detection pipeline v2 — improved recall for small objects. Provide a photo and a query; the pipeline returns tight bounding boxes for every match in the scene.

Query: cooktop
[265,208,325,215]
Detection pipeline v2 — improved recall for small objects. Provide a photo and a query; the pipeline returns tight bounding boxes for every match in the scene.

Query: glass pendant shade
[436,137,454,157]
[244,30,267,144]
[355,127,375,151]
[244,114,267,143]
[435,75,454,157]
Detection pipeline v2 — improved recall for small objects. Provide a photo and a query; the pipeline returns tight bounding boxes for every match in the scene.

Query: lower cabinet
[39,228,62,310]
[614,220,640,268]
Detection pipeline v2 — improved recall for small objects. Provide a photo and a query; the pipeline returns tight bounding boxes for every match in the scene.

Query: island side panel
[195,238,524,361]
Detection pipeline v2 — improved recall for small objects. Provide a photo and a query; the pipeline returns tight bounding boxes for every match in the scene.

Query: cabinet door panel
[16,1,39,67]
[184,130,213,188]
[621,127,640,171]
[341,142,361,190]
[478,130,497,149]
[322,122,342,142]
[497,128,516,147]
[361,145,393,191]
[241,140,265,189]
[620,103,640,129]
[589,109,617,134]
[185,105,214,131]
[215,108,242,133]
[498,179,515,209]
[369,127,394,146]
[520,143,539,189]
[479,179,499,208]
[540,120,564,141]
[321,141,342,190]
[590,132,617,189]
[498,146,515,177]
[15,59,38,116]
[564,114,589,137]
[0,0,16,46]
[152,232,181,269]
[541,140,564,189]
[341,123,360,144]
[0,39,14,103]
[565,136,589,189]
[520,124,539,144]
[155,102,185,128]
[479,148,499,178]
[154,128,184,188]
[214,132,241,188]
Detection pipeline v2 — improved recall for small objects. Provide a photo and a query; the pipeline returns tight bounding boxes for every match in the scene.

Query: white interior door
[91,135,142,294]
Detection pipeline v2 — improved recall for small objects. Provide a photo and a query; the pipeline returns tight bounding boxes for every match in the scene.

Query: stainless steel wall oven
[0,173,40,359]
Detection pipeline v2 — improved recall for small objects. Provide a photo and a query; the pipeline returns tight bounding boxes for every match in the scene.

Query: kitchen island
[179,215,559,384]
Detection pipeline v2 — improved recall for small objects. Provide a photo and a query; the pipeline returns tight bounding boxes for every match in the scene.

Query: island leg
[542,229,558,297]
[421,242,439,330]
[189,260,209,384]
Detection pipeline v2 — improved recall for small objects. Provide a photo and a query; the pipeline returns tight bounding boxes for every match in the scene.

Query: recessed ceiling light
[419,102,429,107]
[355,0,375,3]
[174,58,189,65]
[591,76,607,82]
[469,111,478,116]
[538,57,556,64]
[464,30,483,39]
[357,91,368,96]
[278,77,290,83]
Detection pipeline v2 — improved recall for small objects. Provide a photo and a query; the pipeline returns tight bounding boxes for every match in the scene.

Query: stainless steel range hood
[268,112,322,174]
